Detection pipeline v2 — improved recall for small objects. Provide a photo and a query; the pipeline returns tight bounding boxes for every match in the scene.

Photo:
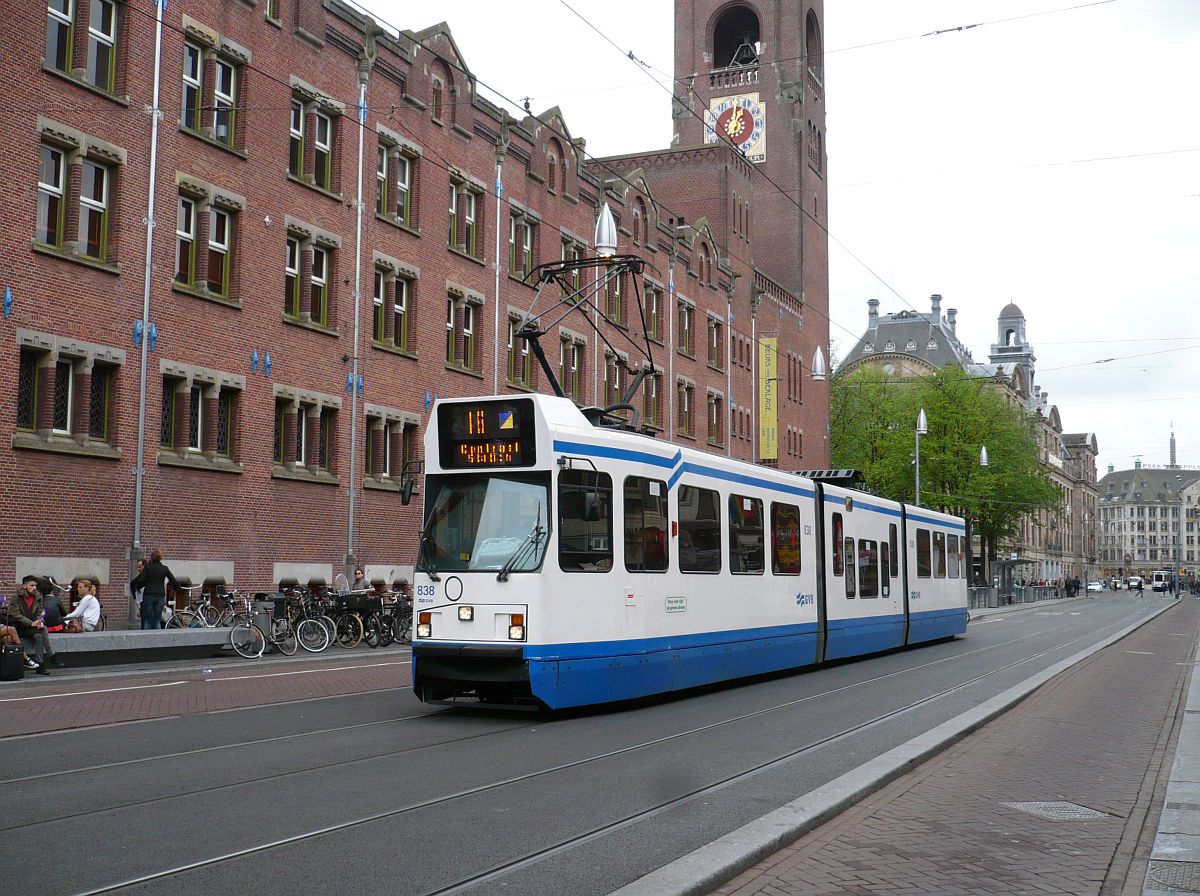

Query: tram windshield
[420,474,550,573]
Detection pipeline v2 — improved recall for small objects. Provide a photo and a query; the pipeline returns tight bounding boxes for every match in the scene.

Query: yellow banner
[759,337,777,460]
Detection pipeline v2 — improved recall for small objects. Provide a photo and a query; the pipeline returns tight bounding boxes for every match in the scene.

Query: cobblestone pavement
[708,600,1200,896]
[0,653,411,737]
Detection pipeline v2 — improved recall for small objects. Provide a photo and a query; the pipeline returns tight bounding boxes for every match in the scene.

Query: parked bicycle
[228,596,297,658]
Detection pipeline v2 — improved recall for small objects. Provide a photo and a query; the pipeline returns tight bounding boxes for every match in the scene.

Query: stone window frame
[173,173,245,307]
[13,329,124,461]
[271,384,342,485]
[558,328,586,405]
[677,297,696,358]
[179,18,251,154]
[445,281,485,377]
[506,310,536,390]
[677,376,696,438]
[448,168,486,262]
[371,251,419,357]
[288,77,345,200]
[707,314,724,371]
[363,403,421,492]
[283,217,342,335]
[508,202,541,282]
[34,118,127,274]
[44,0,130,103]
[706,388,724,447]
[157,359,244,474]
[375,126,422,233]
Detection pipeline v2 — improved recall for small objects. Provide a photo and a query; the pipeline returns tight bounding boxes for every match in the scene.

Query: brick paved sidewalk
[710,600,1200,896]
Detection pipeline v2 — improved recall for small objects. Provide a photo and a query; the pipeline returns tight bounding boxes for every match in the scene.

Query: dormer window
[905,339,917,351]
[927,337,938,349]
[883,340,895,352]
[864,342,874,353]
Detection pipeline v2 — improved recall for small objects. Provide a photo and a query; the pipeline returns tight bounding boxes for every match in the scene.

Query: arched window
[713,6,761,69]
[548,138,564,192]
[633,196,647,245]
[699,243,713,285]
[805,10,823,83]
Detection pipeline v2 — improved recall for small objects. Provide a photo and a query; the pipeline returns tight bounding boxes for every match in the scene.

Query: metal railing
[968,584,1063,610]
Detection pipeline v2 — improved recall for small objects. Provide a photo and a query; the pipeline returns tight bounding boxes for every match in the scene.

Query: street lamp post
[915,408,927,506]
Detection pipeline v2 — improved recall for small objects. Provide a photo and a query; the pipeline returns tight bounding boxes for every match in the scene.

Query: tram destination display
[438,398,537,468]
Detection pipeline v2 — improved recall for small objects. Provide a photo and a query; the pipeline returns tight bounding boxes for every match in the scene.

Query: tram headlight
[508,613,525,641]
[417,611,432,639]
[458,605,474,622]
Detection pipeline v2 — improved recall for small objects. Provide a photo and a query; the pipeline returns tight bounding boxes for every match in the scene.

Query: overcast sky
[361,0,1200,477]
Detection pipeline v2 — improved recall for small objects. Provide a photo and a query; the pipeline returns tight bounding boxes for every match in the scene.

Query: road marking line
[0,681,188,703]
[204,660,407,683]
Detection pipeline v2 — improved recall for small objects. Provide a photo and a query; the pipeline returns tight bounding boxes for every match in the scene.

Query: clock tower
[673,0,828,310]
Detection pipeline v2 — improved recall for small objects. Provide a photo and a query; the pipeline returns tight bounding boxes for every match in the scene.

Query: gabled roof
[840,308,974,373]
[1098,467,1200,503]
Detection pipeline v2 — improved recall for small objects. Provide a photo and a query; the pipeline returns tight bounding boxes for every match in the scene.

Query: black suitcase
[0,643,24,681]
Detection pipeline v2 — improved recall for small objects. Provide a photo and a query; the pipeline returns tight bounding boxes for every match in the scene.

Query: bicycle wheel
[229,621,265,658]
[296,617,331,652]
[363,613,383,649]
[375,611,395,647]
[335,612,363,648]
[320,614,338,641]
[96,613,108,632]
[272,617,298,656]
[167,609,199,629]
[393,608,412,644]
[198,604,221,627]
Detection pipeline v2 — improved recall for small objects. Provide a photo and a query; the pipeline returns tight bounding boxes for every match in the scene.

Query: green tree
[830,364,1058,578]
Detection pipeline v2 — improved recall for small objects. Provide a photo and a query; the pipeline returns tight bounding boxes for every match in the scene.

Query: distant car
[1087,580,1103,592]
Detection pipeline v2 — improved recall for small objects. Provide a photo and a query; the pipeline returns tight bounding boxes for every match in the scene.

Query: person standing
[130,549,180,630]
[132,558,145,615]
[8,575,55,674]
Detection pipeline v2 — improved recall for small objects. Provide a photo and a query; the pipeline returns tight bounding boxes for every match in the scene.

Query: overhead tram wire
[349,0,1176,375]
[556,0,1128,328]
[331,0,873,359]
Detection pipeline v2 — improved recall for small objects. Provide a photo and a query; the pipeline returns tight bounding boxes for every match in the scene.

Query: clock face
[704,93,766,162]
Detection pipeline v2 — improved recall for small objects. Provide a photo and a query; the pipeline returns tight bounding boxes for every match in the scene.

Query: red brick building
[1,0,828,603]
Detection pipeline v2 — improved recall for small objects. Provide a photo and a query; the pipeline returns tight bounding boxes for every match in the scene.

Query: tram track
[55,609,1152,895]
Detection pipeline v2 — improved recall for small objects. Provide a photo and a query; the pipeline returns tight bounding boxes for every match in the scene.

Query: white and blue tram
[411,394,967,710]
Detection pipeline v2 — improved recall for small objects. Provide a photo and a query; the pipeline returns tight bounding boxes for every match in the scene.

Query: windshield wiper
[418,531,441,582]
[497,505,545,582]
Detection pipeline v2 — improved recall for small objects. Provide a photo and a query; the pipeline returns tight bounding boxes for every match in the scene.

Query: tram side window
[558,469,613,572]
[844,537,856,597]
[947,534,960,578]
[933,531,947,578]
[859,539,879,597]
[889,524,899,578]
[880,542,891,596]
[679,484,721,573]
[916,528,932,578]
[771,502,801,575]
[728,494,765,574]
[832,513,844,575]
[625,476,669,572]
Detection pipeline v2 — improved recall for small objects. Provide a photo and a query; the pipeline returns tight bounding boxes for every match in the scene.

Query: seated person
[0,597,38,670]
[42,584,67,632]
[63,579,102,632]
[8,575,57,673]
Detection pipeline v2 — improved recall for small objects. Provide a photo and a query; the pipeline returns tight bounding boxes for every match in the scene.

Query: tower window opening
[713,7,761,70]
